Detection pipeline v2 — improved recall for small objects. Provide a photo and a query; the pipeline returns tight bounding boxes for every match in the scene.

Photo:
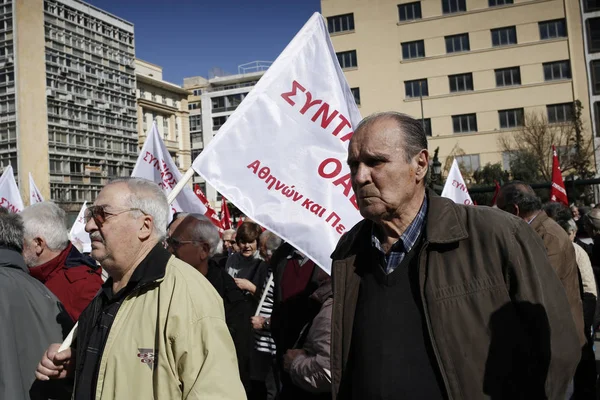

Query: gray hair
[260,230,282,257]
[172,213,221,257]
[566,218,577,234]
[109,177,169,240]
[223,228,236,238]
[20,202,69,251]
[0,212,24,253]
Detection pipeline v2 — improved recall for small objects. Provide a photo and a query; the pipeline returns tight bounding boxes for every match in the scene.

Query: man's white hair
[109,177,169,240]
[20,202,69,251]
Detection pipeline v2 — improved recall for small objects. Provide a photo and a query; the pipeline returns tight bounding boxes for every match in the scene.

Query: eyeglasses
[84,205,147,226]
[223,240,236,245]
[165,236,202,249]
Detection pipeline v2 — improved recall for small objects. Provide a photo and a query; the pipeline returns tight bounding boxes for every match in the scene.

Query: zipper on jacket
[419,242,453,399]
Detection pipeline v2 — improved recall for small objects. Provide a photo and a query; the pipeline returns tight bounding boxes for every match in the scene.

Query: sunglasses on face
[84,205,146,226]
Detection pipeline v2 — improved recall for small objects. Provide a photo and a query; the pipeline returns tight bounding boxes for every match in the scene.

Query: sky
[87,0,322,85]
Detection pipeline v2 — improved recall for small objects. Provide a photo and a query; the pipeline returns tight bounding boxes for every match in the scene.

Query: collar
[528,210,549,231]
[101,243,171,302]
[371,195,427,255]
[29,244,72,283]
[0,248,28,273]
[526,211,541,225]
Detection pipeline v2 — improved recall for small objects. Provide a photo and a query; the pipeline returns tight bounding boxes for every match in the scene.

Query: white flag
[441,159,473,205]
[192,12,362,273]
[29,173,44,204]
[132,122,207,217]
[70,201,91,253]
[0,166,24,212]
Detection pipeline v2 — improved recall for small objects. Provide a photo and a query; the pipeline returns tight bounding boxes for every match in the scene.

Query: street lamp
[432,147,442,183]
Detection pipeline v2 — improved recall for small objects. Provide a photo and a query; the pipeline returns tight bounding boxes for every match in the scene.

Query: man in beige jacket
[35,177,245,400]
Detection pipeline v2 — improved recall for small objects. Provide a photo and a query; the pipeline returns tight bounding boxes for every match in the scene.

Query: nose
[353,163,371,187]
[84,215,98,234]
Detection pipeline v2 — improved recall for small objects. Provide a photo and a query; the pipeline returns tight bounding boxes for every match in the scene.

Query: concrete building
[322,0,593,177]
[0,0,137,214]
[135,59,191,172]
[183,61,270,208]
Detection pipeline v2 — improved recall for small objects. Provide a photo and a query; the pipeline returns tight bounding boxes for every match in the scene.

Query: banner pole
[57,168,197,353]
[255,273,274,316]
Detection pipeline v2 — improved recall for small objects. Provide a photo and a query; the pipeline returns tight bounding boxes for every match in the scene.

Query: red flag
[491,180,501,206]
[221,197,232,230]
[550,145,568,206]
[193,185,222,230]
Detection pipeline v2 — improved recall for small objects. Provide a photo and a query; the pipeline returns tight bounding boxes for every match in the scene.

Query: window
[192,89,202,96]
[489,0,513,6]
[455,154,480,173]
[327,13,355,33]
[190,115,202,131]
[452,113,477,133]
[351,87,361,105]
[587,18,600,53]
[449,73,473,92]
[543,61,571,81]
[445,33,470,53]
[495,67,521,87]
[547,103,573,123]
[499,108,524,128]
[402,40,425,60]
[213,116,228,130]
[336,50,358,69]
[212,96,226,110]
[585,0,600,12]
[502,151,517,170]
[595,102,600,137]
[398,2,422,21]
[491,26,517,46]
[592,61,600,94]
[442,0,466,14]
[422,118,432,136]
[405,79,428,98]
[539,19,566,40]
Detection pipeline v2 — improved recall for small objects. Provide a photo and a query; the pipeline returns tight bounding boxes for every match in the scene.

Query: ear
[137,214,154,241]
[34,237,45,256]
[414,149,429,182]
[199,242,210,260]
[514,204,520,218]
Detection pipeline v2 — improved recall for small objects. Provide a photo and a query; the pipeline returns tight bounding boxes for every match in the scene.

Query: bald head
[497,182,542,219]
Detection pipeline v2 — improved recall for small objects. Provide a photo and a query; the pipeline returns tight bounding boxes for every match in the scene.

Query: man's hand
[235,278,257,294]
[35,343,74,381]
[251,316,266,330]
[283,349,306,372]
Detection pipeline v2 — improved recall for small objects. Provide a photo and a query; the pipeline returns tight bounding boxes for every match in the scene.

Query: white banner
[29,173,44,204]
[441,159,473,205]
[0,166,24,212]
[192,12,362,272]
[132,122,207,217]
[70,201,91,253]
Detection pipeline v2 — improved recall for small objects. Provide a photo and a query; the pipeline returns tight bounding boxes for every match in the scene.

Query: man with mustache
[35,177,245,400]
[330,112,581,399]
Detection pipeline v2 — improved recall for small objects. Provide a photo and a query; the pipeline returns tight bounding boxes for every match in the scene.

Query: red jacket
[29,243,102,322]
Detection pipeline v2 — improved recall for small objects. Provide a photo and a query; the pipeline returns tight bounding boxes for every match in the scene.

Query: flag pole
[255,273,274,316]
[58,168,198,353]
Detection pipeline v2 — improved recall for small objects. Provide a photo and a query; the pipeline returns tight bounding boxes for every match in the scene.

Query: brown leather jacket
[331,194,581,400]
[529,211,586,346]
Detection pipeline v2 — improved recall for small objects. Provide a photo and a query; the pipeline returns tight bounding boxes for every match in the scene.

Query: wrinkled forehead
[349,119,405,157]
[95,182,130,208]
[222,232,234,240]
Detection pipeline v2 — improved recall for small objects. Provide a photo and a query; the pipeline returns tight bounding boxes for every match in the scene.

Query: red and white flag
[221,197,232,230]
[29,173,44,204]
[441,159,473,205]
[0,166,24,213]
[193,184,223,230]
[491,180,501,207]
[132,122,207,218]
[191,13,362,272]
[550,145,568,206]
[70,201,91,253]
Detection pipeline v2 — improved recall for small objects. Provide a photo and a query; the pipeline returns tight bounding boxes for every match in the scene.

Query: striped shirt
[254,274,277,355]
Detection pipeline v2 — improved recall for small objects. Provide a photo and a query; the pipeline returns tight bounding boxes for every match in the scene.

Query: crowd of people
[1,111,600,399]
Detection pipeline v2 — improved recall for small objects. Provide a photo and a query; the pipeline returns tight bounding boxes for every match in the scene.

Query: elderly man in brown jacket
[497,182,586,348]
[331,112,581,400]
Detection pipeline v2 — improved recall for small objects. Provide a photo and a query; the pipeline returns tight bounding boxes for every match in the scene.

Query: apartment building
[322,0,593,176]
[183,61,270,208]
[135,59,191,172]
[0,0,137,214]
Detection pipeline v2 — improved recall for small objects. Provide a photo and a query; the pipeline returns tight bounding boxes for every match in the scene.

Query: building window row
[397,0,520,23]
[327,13,355,34]
[336,50,358,69]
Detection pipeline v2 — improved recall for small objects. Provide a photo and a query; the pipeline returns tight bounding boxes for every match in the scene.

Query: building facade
[135,59,191,172]
[1,0,137,214]
[183,63,269,208]
[322,0,593,177]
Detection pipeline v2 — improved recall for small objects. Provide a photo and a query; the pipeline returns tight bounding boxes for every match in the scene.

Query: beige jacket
[75,255,246,400]
[574,242,598,297]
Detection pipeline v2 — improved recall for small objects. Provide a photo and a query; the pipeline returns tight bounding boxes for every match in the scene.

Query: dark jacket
[29,243,102,322]
[206,259,255,391]
[0,248,69,400]
[331,194,581,400]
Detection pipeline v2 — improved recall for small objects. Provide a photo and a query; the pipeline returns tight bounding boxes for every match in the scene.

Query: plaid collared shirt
[371,197,428,274]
